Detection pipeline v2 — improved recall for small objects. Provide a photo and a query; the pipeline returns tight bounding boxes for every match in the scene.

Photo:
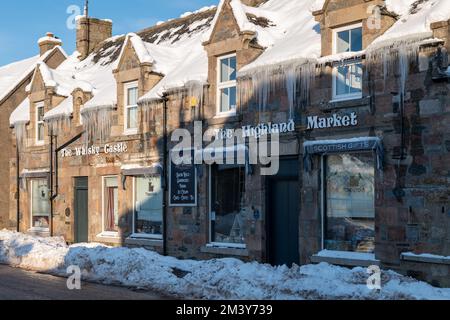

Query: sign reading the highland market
[61,142,128,158]
[216,119,296,139]
[307,112,358,130]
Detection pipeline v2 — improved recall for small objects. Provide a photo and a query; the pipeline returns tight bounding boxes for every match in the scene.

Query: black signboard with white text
[169,153,197,207]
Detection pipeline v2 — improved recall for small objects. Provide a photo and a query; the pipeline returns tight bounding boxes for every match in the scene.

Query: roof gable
[203,0,256,44]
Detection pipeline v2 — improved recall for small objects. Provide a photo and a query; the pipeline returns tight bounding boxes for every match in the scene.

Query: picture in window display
[325,153,375,253]
[210,165,246,245]
[31,179,50,229]
[135,176,163,237]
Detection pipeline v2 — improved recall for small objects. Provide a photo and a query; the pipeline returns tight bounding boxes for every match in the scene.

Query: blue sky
[0,0,218,66]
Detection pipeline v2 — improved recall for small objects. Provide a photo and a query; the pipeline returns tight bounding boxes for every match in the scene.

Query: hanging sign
[307,112,358,130]
[61,142,128,158]
[169,152,197,207]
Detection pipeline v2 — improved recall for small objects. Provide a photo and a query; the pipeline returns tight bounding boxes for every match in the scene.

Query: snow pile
[1,230,450,300]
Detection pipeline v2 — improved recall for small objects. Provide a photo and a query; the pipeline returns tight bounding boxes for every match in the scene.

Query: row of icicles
[14,43,423,149]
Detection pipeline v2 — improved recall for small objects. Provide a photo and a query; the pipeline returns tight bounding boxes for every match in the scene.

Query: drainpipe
[49,130,54,237]
[16,144,20,232]
[162,94,169,256]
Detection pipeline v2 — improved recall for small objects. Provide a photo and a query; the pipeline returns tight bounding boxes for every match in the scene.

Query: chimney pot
[38,32,62,56]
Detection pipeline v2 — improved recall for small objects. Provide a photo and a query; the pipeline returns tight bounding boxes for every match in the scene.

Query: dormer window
[332,23,363,101]
[124,81,138,134]
[36,102,45,144]
[217,54,237,115]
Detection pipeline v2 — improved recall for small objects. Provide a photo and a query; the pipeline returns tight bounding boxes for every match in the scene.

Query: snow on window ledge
[201,244,248,257]
[311,250,379,267]
[401,252,450,265]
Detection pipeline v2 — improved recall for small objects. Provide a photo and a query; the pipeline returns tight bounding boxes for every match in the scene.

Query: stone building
[0,33,66,228]
[4,0,450,287]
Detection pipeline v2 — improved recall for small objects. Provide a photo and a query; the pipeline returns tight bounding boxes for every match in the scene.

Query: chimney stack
[76,16,113,60]
[38,32,62,56]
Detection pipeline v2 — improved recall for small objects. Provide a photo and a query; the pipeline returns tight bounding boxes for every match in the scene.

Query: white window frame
[29,179,50,233]
[130,176,164,240]
[332,23,363,102]
[99,175,120,238]
[35,102,45,145]
[216,53,237,117]
[208,165,247,249]
[123,81,139,135]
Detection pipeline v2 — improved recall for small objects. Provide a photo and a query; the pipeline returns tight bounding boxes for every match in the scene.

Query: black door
[74,177,89,243]
[267,159,299,266]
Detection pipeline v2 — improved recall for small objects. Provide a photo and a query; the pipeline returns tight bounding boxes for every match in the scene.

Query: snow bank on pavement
[1,230,450,300]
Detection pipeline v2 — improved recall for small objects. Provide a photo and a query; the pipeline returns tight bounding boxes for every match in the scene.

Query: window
[217,54,237,115]
[323,153,375,253]
[124,82,138,134]
[31,179,50,230]
[209,165,246,247]
[36,103,45,144]
[133,176,163,239]
[103,176,119,233]
[332,24,363,101]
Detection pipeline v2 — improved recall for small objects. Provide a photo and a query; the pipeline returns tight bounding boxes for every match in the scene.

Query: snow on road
[1,230,449,300]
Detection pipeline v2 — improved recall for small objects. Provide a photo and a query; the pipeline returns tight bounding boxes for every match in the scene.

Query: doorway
[267,158,299,267]
[74,177,89,243]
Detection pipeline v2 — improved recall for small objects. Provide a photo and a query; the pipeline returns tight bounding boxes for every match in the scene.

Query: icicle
[366,39,422,100]
[14,122,28,151]
[81,106,114,144]
[186,80,204,110]
[46,116,72,136]
[239,59,316,116]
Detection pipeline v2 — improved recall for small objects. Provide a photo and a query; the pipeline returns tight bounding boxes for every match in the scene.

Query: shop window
[324,153,375,253]
[217,54,237,115]
[31,179,50,230]
[133,176,163,239]
[124,81,138,134]
[36,103,45,144]
[103,176,119,233]
[332,24,363,101]
[210,165,246,247]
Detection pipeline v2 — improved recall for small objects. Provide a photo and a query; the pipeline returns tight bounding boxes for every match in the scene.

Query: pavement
[0,264,169,300]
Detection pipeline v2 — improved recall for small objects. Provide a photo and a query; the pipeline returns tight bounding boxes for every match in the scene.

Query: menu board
[169,155,197,207]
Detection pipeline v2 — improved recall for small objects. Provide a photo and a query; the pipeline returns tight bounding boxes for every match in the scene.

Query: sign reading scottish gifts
[169,152,197,207]
[61,143,128,158]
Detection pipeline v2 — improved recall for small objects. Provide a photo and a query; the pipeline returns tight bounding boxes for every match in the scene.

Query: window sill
[311,250,379,267]
[323,96,370,111]
[125,236,163,247]
[123,130,138,136]
[208,114,241,126]
[201,244,249,257]
[401,253,450,265]
[95,232,121,244]
[27,228,50,237]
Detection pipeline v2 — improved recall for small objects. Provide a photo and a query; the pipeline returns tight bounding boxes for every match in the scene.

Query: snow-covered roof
[9,98,30,126]
[239,0,322,76]
[9,0,450,126]
[370,0,450,50]
[0,46,66,104]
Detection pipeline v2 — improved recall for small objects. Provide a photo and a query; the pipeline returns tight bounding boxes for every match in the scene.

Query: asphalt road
[0,265,168,300]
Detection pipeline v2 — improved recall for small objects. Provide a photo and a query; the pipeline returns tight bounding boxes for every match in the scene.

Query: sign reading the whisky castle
[169,156,197,207]
[307,112,358,130]
[61,142,128,158]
